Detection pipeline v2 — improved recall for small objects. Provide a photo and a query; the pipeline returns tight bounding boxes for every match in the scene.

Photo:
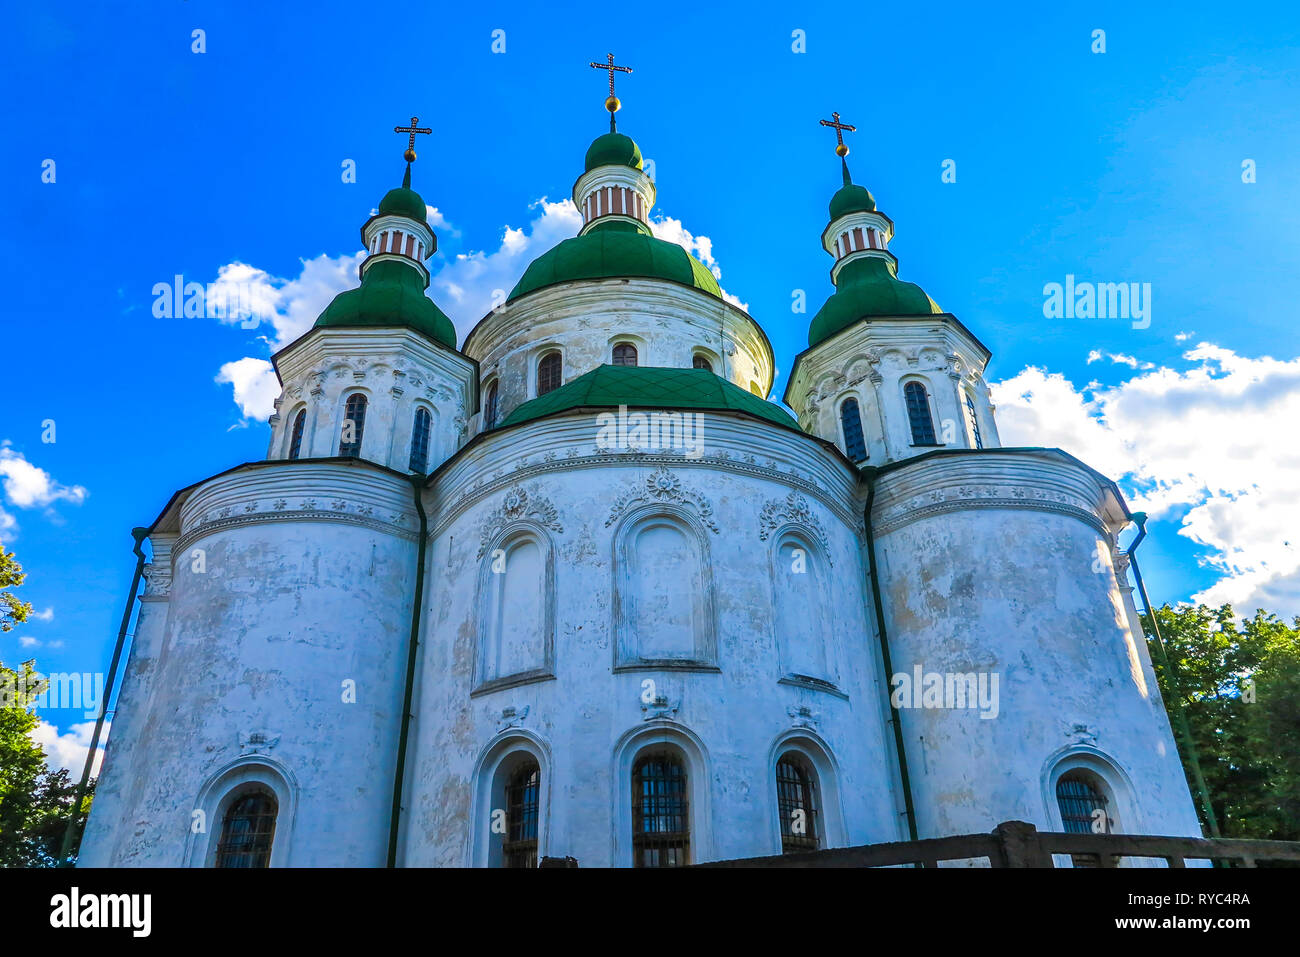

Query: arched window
[214,790,277,868]
[776,753,820,853]
[483,380,499,430]
[339,393,367,457]
[839,397,867,462]
[632,752,689,867]
[904,381,936,445]
[1056,770,1111,867]
[503,761,540,868]
[409,407,432,473]
[965,392,984,449]
[612,343,638,367]
[287,408,306,460]
[537,351,562,396]
[692,355,712,373]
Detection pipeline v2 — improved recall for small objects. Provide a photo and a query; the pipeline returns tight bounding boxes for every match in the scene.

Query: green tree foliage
[1144,603,1300,840]
[0,660,93,865]
[1,548,33,632]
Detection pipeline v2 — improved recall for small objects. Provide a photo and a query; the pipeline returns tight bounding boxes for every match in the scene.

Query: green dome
[808,257,941,347]
[584,132,643,172]
[377,186,428,222]
[508,220,722,302]
[829,182,876,220]
[315,260,457,349]
[501,365,795,429]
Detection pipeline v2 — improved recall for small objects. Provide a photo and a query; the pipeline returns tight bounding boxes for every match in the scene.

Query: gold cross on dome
[394,116,433,162]
[819,111,856,157]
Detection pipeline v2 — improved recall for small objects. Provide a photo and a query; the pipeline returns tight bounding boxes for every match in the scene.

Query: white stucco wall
[869,450,1202,842]
[399,412,903,866]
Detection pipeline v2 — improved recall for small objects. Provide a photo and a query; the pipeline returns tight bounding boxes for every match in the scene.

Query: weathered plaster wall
[400,413,903,865]
[871,450,1202,842]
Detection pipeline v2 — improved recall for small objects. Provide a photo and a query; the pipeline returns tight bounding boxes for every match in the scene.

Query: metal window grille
[777,756,820,853]
[840,398,868,462]
[632,752,690,867]
[966,394,983,449]
[503,762,540,869]
[339,393,367,457]
[612,343,638,367]
[484,382,499,429]
[1056,772,1111,867]
[288,409,306,459]
[409,407,431,473]
[537,352,562,396]
[214,791,277,868]
[692,355,712,372]
[904,381,936,445]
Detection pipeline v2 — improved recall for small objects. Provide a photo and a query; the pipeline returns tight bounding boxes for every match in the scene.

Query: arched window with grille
[904,381,937,445]
[214,790,277,868]
[632,751,690,867]
[409,407,432,473]
[503,761,540,868]
[537,351,562,396]
[1056,770,1112,867]
[612,342,638,367]
[339,393,367,457]
[483,380,499,430]
[839,397,867,462]
[287,408,307,459]
[965,392,984,449]
[776,753,820,853]
[692,355,712,373]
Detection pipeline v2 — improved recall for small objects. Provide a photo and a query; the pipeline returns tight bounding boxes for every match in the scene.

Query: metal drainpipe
[60,526,149,865]
[863,470,919,843]
[1126,512,1221,838]
[388,474,429,867]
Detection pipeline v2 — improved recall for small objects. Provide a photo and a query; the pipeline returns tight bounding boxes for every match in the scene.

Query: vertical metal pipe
[61,526,149,865]
[388,475,429,866]
[863,470,919,843]
[1126,512,1221,838]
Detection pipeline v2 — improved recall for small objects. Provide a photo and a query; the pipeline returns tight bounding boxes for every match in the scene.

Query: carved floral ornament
[605,466,719,533]
[477,485,564,558]
[759,491,833,565]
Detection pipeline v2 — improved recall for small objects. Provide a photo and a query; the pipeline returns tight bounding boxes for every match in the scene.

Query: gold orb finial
[605,95,621,113]
[404,148,417,163]
[835,143,849,157]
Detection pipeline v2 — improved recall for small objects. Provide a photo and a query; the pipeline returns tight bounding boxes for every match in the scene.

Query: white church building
[79,96,1203,867]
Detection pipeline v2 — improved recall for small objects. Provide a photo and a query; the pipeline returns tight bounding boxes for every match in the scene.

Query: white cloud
[31,607,54,622]
[1086,350,1154,370]
[207,200,743,419]
[990,344,1300,617]
[215,357,279,422]
[30,719,104,777]
[0,445,88,541]
[19,635,39,648]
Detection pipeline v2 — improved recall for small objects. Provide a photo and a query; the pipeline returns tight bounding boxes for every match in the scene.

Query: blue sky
[3,2,1298,766]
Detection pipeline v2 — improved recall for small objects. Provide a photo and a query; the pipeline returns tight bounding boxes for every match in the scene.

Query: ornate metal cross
[589,53,632,98]
[394,116,433,161]
[819,111,857,156]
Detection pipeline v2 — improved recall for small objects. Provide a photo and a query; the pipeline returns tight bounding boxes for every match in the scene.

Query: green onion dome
[315,259,456,349]
[501,365,796,429]
[584,132,643,172]
[829,182,877,220]
[808,257,942,347]
[508,220,720,302]
[377,186,428,222]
